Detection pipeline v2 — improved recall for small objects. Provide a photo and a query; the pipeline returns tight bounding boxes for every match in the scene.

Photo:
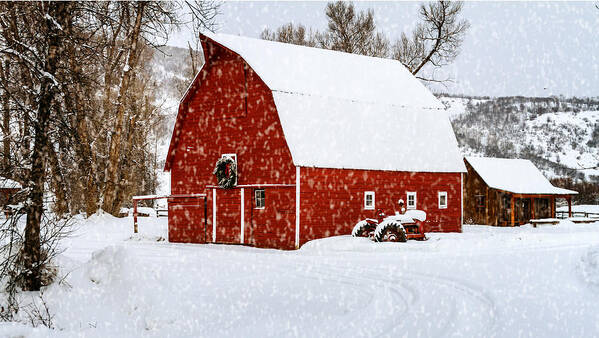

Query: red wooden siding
[246,187,295,249]
[168,196,206,243]
[298,168,462,246]
[167,39,296,246]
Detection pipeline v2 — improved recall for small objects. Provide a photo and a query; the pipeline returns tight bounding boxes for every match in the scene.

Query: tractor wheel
[352,220,372,237]
[374,221,407,243]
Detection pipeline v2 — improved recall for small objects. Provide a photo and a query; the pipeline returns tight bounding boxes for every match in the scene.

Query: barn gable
[166,33,466,173]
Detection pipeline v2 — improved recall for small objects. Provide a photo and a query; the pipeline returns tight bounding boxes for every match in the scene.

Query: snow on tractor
[352,208,427,242]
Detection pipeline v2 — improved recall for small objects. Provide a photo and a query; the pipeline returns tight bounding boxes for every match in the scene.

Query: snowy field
[2,215,599,337]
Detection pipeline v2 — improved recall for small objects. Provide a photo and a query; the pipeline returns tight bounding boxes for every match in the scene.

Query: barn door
[213,188,242,244]
[249,187,295,249]
[168,197,206,243]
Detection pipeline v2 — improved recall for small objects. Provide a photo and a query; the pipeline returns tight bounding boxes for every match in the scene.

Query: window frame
[364,191,375,210]
[221,153,237,164]
[406,192,417,209]
[254,189,265,209]
[438,191,448,209]
[475,194,485,211]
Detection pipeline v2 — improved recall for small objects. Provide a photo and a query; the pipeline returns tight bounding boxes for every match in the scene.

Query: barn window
[364,191,375,210]
[255,189,265,209]
[438,191,448,209]
[407,192,417,209]
[475,195,485,211]
[221,153,237,164]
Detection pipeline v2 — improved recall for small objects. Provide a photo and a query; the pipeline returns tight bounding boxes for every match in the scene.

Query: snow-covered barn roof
[465,157,577,195]
[274,92,464,172]
[168,33,466,173]
[202,32,444,109]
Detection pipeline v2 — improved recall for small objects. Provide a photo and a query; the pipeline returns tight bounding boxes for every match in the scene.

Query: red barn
[164,33,466,249]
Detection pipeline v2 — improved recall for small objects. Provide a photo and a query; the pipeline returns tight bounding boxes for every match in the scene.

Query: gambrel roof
[202,32,443,109]
[465,156,577,195]
[167,33,466,173]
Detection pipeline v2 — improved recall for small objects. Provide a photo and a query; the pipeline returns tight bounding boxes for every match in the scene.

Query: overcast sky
[168,1,599,98]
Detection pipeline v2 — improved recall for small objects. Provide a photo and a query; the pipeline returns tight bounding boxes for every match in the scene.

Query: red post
[133,199,138,233]
[567,197,572,218]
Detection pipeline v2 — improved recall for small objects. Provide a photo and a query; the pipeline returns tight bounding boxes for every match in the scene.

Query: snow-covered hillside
[441,95,599,180]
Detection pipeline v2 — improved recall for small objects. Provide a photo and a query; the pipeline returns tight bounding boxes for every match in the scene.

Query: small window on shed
[439,191,448,209]
[364,191,375,210]
[255,189,265,209]
[407,192,417,209]
[475,195,485,211]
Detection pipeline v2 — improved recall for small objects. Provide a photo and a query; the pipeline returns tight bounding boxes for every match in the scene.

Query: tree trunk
[102,1,145,215]
[0,57,10,172]
[48,145,68,215]
[23,2,68,291]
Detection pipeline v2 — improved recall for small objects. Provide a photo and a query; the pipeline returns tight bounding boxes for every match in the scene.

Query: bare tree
[102,1,150,215]
[260,23,318,47]
[261,1,469,82]
[320,2,389,57]
[261,3,389,57]
[392,1,470,82]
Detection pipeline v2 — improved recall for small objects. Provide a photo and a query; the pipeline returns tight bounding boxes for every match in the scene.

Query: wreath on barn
[213,156,237,189]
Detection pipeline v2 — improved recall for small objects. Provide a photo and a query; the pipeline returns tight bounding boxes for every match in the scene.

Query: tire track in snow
[289,260,497,337]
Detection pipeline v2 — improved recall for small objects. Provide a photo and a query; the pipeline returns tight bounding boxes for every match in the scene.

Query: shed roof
[465,156,577,195]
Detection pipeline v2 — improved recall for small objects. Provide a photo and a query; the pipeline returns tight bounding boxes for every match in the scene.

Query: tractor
[351,203,427,242]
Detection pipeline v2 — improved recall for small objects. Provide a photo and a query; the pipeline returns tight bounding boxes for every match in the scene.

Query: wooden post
[551,196,555,218]
[531,197,535,221]
[133,199,138,234]
[485,186,489,225]
[510,195,515,226]
[567,196,572,218]
[204,197,207,243]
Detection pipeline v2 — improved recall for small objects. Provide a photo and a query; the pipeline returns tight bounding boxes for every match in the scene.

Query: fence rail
[556,211,599,219]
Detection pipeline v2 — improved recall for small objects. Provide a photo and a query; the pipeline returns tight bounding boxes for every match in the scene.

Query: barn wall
[463,161,494,225]
[168,40,296,244]
[298,167,462,246]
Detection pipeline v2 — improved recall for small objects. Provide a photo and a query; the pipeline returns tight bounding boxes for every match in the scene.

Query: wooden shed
[164,33,467,249]
[463,157,577,226]
[0,176,21,208]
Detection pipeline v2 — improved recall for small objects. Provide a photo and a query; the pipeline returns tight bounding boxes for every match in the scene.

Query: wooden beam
[551,196,555,218]
[510,195,515,227]
[531,197,535,221]
[133,199,138,234]
[485,186,489,225]
[567,196,572,218]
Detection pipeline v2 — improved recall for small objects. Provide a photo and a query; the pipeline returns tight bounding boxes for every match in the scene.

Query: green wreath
[213,156,237,189]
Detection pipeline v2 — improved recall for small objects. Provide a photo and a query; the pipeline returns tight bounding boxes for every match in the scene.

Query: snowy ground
[2,215,599,337]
